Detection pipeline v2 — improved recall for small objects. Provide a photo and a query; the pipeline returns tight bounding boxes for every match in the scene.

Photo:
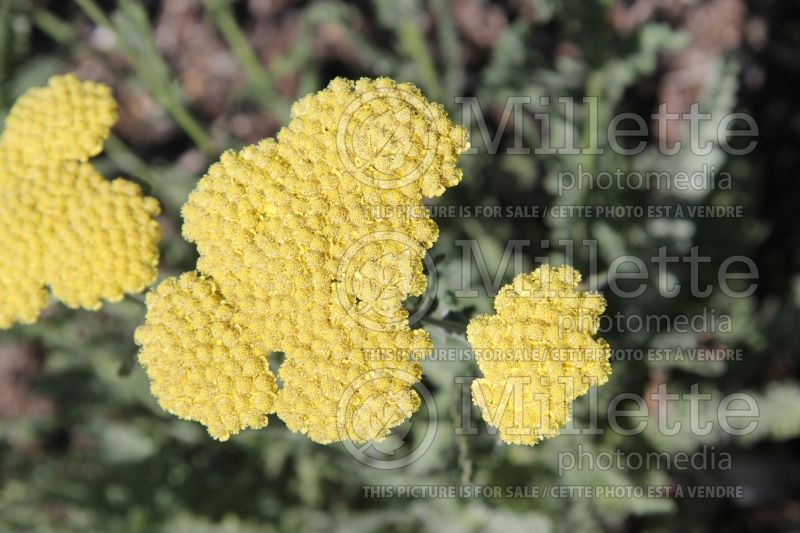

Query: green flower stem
[31,8,77,45]
[430,0,462,105]
[201,0,285,116]
[397,21,443,102]
[75,0,217,156]
[126,292,146,306]
[455,409,474,484]
[74,0,113,32]
[579,71,604,173]
[421,316,467,335]
[163,99,217,156]
[104,134,159,190]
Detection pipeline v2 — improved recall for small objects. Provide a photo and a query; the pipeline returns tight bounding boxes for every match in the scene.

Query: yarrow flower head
[0,74,161,328]
[135,77,469,442]
[467,265,612,445]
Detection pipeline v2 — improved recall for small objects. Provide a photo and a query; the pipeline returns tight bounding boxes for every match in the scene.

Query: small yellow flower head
[0,75,161,328]
[134,272,277,440]
[136,77,468,442]
[467,265,612,445]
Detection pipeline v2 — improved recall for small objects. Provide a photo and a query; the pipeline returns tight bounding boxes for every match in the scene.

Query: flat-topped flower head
[136,77,469,442]
[467,265,612,445]
[0,74,161,328]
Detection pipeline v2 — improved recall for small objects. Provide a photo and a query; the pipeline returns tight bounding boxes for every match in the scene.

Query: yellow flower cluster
[467,265,612,445]
[0,75,161,328]
[135,272,277,440]
[136,77,468,442]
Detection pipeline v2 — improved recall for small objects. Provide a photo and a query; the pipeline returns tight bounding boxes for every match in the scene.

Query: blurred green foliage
[1,0,799,531]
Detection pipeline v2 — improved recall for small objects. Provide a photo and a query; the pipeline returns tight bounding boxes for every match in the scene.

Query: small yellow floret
[467,265,612,445]
[0,74,161,328]
[137,77,468,442]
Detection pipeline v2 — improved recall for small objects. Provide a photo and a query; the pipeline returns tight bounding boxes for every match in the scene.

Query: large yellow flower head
[467,265,612,445]
[0,74,161,328]
[135,77,468,442]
